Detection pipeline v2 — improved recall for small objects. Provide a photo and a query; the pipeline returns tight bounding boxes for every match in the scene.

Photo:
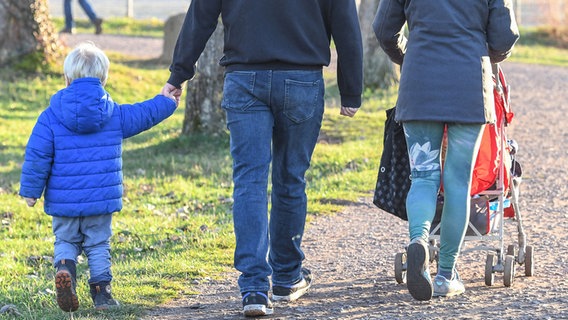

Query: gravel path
[58,33,164,59]
[62,34,568,319]
[145,63,568,320]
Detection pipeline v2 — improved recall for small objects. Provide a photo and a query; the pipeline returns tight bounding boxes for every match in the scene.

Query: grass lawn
[0,19,565,319]
[0,40,393,320]
[510,26,568,66]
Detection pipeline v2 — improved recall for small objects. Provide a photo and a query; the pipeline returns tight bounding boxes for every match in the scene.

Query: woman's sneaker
[406,238,433,301]
[55,259,79,312]
[433,272,465,297]
[272,268,313,302]
[242,291,273,317]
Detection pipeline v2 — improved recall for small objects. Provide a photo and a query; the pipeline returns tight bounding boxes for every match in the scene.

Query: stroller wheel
[394,252,407,284]
[525,245,534,276]
[485,253,496,286]
[504,255,515,287]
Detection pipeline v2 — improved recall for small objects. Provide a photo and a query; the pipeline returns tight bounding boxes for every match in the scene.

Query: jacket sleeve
[330,0,364,108]
[120,95,177,139]
[487,0,520,63]
[372,0,407,66]
[19,112,54,199]
[167,0,222,88]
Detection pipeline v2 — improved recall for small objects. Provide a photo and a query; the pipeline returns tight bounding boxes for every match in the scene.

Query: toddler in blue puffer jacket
[19,42,180,312]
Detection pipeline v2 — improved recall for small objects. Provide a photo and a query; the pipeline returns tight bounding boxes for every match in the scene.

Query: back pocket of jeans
[221,72,257,111]
[284,79,321,123]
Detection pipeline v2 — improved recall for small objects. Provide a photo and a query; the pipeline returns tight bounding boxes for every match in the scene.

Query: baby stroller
[393,64,534,287]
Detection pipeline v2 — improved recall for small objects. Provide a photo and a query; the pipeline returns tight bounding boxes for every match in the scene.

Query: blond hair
[63,42,110,85]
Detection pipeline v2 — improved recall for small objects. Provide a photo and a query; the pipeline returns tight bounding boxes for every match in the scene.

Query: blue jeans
[52,214,113,284]
[403,121,484,274]
[64,0,99,29]
[221,70,325,293]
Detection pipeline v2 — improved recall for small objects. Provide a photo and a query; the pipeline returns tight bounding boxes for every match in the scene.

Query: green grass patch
[0,49,241,319]
[510,26,568,66]
[0,46,395,319]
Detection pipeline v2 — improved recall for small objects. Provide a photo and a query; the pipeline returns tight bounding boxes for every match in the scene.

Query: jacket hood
[50,77,114,133]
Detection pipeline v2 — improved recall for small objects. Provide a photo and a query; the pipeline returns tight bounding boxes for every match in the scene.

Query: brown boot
[55,259,79,312]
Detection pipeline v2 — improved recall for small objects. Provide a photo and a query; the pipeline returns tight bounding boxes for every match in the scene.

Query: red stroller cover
[470,65,514,196]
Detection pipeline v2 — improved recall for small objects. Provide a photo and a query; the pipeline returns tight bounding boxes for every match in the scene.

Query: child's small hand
[24,197,37,207]
[161,83,182,106]
[166,93,179,106]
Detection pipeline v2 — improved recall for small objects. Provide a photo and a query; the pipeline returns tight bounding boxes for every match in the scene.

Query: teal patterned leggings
[403,121,484,274]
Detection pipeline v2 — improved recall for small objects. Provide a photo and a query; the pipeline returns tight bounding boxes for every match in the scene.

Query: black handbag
[373,107,411,220]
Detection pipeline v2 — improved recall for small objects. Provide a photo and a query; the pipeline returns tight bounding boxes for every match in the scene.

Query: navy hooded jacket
[373,0,519,124]
[19,78,177,217]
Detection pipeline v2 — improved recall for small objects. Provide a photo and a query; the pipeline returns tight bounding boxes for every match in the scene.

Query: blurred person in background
[60,0,103,34]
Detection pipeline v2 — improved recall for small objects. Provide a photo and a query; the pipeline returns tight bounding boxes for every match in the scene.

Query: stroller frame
[428,132,532,287]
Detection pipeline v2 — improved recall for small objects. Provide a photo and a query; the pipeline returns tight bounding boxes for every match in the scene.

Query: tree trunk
[183,22,226,135]
[0,0,61,68]
[358,0,399,89]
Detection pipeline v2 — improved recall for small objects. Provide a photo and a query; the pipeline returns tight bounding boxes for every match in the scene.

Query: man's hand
[340,106,358,117]
[161,83,183,105]
[24,197,37,207]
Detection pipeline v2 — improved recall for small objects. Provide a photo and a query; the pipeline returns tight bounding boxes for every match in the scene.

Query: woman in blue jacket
[19,42,178,312]
[373,0,519,300]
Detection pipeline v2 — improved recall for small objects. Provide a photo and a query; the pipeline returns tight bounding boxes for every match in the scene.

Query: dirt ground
[60,34,568,320]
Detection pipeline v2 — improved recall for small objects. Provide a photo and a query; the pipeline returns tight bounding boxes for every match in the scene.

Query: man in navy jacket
[161,0,363,316]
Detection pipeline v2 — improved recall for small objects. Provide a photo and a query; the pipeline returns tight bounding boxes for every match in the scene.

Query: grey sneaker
[272,268,312,302]
[406,238,433,301]
[242,291,273,317]
[433,272,465,297]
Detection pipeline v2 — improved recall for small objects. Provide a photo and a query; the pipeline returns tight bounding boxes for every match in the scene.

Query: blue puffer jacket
[19,78,177,217]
